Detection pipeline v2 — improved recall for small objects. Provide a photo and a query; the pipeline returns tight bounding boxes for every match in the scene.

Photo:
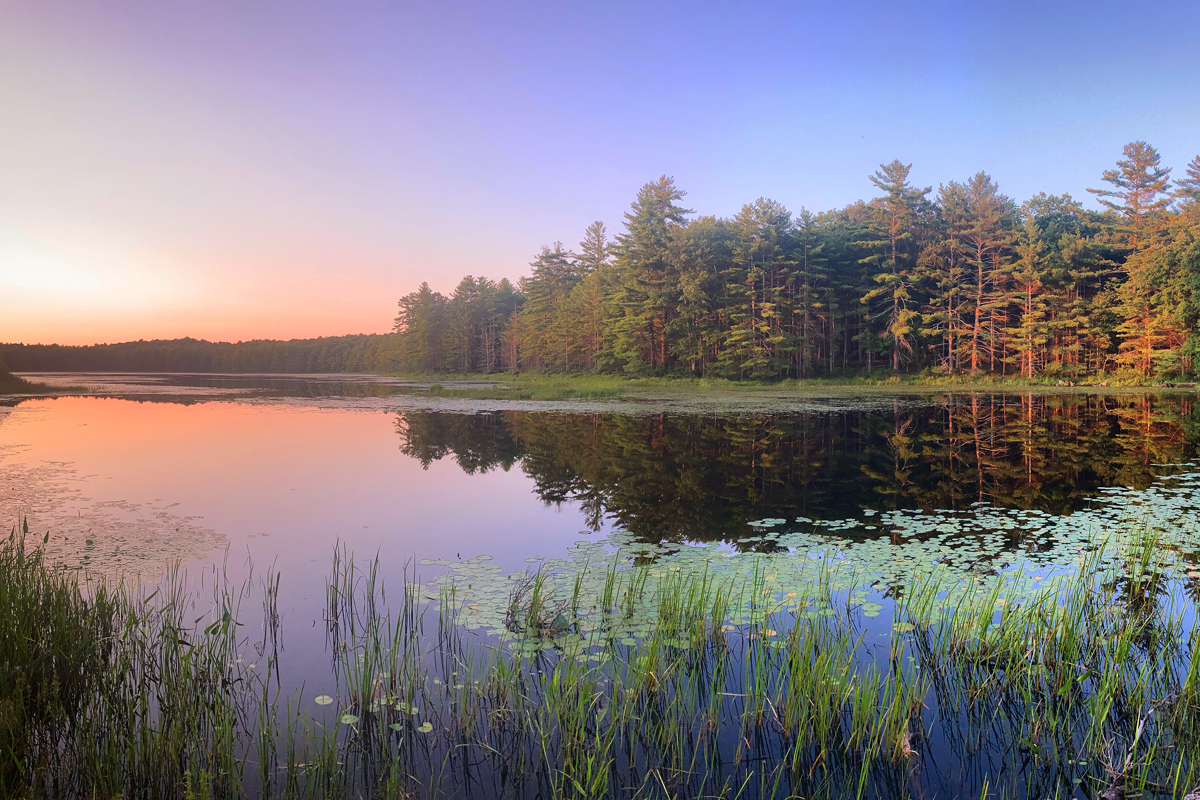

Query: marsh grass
[7,523,1200,798]
[426,380,623,401]
[391,370,1188,400]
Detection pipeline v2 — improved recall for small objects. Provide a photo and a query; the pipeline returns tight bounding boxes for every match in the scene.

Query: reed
[5,521,1200,798]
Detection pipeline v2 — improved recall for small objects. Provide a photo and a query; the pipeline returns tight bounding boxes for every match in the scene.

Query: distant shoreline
[14,367,1195,395]
[398,373,1200,401]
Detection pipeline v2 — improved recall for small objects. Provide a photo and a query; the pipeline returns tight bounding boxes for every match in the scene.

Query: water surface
[5,374,1200,577]
[8,374,1200,797]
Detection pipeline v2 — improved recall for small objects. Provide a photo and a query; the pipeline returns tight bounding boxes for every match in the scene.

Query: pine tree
[519,243,581,370]
[723,199,794,378]
[477,279,515,372]
[942,173,1014,373]
[577,221,611,275]
[665,216,733,375]
[571,222,611,369]
[1087,141,1173,250]
[609,177,693,373]
[444,276,486,373]
[1023,194,1118,374]
[1087,143,1183,376]
[857,161,931,372]
[1008,213,1050,378]
[394,283,448,372]
[387,150,1197,382]
[1113,266,1185,376]
[792,209,828,377]
[1176,155,1200,209]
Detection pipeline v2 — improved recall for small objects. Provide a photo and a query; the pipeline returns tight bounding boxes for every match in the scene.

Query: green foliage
[0,523,118,795]
[14,515,1200,798]
[12,144,1200,385]
[391,143,1200,383]
[1088,140,1175,248]
[605,176,693,374]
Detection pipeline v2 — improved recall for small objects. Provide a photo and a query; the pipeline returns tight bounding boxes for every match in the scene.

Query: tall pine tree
[608,177,693,373]
[858,161,931,372]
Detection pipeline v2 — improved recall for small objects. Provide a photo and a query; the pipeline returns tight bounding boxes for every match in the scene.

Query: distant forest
[0,334,398,374]
[7,142,1199,381]
[396,142,1200,380]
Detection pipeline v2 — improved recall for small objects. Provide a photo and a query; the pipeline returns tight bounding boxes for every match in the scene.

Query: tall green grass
[6,524,1200,798]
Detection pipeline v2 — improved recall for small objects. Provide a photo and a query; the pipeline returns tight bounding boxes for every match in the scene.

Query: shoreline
[381,372,1200,401]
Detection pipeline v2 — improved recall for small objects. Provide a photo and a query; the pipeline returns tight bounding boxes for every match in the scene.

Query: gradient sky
[2,1,1199,346]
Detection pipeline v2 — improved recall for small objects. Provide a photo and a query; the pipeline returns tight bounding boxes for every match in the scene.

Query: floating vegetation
[425,464,1200,654]
[0,443,226,579]
[8,496,1200,798]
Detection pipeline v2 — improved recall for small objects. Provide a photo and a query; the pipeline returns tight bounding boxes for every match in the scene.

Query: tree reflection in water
[395,393,1200,544]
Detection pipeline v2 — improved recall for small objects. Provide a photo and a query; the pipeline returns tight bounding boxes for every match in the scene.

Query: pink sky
[4,1,1199,346]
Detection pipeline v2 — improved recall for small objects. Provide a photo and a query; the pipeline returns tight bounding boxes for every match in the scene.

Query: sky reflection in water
[4,376,1200,720]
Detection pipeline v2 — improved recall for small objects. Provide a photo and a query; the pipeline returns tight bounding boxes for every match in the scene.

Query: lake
[7,374,1200,798]
[6,375,1198,575]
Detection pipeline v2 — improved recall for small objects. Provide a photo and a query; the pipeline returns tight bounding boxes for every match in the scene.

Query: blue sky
[2,0,1198,343]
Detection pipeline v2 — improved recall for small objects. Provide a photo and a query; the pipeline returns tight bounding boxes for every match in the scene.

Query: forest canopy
[394,142,1200,380]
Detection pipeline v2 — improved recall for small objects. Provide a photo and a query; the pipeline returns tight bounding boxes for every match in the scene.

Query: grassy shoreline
[386,371,1200,401]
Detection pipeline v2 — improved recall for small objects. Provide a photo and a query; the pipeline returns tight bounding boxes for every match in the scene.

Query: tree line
[394,142,1200,379]
[0,335,399,374]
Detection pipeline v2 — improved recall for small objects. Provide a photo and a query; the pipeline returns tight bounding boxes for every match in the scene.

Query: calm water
[7,374,1200,797]
[4,374,1199,577]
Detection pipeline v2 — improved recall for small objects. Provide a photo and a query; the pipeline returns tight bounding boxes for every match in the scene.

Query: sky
[2,1,1199,346]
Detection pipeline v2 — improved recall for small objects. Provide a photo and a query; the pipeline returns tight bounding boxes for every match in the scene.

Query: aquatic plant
[9,512,1200,797]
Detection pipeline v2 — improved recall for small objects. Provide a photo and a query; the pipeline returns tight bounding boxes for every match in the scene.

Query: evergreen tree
[723,198,794,378]
[791,209,828,377]
[666,216,734,375]
[1008,212,1050,378]
[608,177,693,373]
[519,243,581,370]
[942,173,1014,373]
[1087,141,1174,249]
[394,282,448,372]
[577,221,611,275]
[1176,155,1200,209]
[858,161,931,371]
[916,202,967,374]
[372,151,1200,383]
[571,222,611,369]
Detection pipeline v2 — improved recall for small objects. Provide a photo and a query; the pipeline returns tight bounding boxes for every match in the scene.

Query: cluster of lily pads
[417,463,1200,652]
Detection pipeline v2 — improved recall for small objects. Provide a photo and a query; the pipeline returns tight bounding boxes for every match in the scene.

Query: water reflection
[395,393,1200,542]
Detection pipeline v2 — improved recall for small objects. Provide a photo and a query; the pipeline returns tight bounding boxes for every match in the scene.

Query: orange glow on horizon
[1,232,510,346]
[0,249,431,345]
[0,306,399,347]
